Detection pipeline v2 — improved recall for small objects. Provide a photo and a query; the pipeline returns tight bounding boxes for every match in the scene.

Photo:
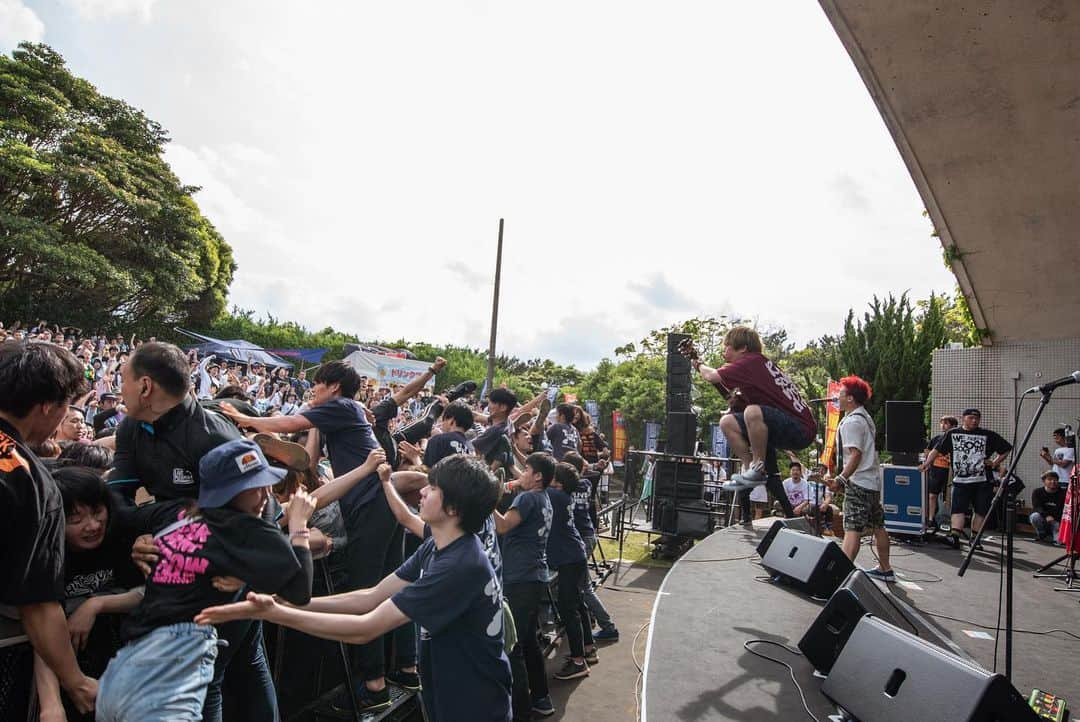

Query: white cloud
[65,0,156,22]
[0,0,45,49]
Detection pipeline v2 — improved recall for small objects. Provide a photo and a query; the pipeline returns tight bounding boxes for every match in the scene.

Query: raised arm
[310,448,386,509]
[390,357,446,406]
[381,465,426,538]
[217,404,313,434]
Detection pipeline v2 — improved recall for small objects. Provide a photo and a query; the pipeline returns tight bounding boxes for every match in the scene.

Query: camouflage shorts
[843,482,884,532]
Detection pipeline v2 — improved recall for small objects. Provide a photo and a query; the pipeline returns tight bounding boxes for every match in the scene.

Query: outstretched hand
[195,591,276,625]
[398,440,422,464]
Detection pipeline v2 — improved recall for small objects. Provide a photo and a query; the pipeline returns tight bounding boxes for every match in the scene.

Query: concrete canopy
[818,1,1080,344]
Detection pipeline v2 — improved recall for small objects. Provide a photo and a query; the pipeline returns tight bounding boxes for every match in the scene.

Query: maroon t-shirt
[716,352,815,438]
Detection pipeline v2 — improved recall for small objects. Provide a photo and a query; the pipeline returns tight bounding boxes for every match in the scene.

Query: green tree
[0,43,234,331]
[825,293,949,439]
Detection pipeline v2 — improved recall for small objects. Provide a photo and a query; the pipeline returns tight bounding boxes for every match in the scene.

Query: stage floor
[642,521,1079,721]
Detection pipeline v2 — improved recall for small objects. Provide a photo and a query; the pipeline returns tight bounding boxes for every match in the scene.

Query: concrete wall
[931,339,1080,505]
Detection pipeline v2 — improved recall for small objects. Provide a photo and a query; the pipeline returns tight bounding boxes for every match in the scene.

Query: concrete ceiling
[818,1,1080,344]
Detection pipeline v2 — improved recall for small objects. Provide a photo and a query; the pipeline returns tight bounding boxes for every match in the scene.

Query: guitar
[676,338,748,413]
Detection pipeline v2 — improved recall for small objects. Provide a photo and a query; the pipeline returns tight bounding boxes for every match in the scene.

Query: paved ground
[542,558,669,721]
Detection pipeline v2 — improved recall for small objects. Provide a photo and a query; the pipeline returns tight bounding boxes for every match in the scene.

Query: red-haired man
[830,375,893,581]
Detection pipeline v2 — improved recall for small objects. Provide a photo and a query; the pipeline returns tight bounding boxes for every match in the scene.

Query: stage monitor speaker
[665,411,697,456]
[755,517,814,558]
[885,400,925,454]
[760,529,854,599]
[822,615,1039,722]
[798,569,921,674]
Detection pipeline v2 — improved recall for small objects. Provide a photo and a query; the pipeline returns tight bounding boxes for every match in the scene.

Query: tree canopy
[0,43,234,332]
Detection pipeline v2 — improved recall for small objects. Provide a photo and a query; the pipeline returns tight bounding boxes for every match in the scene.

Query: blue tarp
[176,329,294,368]
[265,348,329,365]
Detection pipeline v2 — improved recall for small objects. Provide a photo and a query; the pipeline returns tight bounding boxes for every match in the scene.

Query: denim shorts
[97,623,221,722]
[732,405,814,451]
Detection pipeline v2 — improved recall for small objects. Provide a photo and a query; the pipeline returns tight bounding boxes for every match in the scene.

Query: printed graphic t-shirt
[117,501,303,642]
[717,352,816,440]
[501,490,552,585]
[935,427,1013,484]
[393,534,512,722]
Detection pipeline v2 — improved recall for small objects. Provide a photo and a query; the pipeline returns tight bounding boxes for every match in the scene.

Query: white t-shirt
[749,484,768,503]
[837,407,881,491]
[1052,446,1075,484]
[782,478,809,507]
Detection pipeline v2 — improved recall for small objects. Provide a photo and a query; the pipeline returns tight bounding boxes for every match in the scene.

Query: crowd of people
[0,324,619,722]
[4,320,1073,721]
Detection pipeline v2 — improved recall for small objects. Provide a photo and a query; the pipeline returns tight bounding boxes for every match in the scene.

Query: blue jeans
[97,623,220,722]
[580,536,614,631]
[1029,511,1061,541]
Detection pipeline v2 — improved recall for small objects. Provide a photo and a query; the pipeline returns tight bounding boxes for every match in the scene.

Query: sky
[2,0,958,369]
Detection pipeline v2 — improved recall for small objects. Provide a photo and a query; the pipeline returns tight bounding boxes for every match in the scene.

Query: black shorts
[732,406,814,452]
[950,482,993,517]
[927,467,949,495]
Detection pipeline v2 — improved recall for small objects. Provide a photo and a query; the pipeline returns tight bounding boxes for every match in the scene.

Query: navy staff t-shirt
[300,397,382,513]
[501,490,552,585]
[545,487,586,568]
[546,423,581,461]
[424,431,474,468]
[393,534,512,722]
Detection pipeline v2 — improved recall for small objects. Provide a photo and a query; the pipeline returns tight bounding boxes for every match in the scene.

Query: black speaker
[822,615,1039,722]
[652,497,678,533]
[665,411,697,455]
[760,529,854,599]
[666,333,692,414]
[755,517,814,557]
[652,460,703,501]
[885,400,925,454]
[675,500,715,538]
[798,570,921,674]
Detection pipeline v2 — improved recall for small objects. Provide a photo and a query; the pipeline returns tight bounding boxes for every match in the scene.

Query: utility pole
[483,218,504,401]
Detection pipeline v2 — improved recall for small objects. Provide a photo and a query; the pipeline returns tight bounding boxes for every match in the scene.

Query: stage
[641,520,1079,721]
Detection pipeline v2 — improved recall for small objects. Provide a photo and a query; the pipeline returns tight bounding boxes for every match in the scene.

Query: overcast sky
[3,0,957,368]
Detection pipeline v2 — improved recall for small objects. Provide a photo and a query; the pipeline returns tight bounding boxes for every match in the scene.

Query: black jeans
[391,529,422,670]
[554,561,592,658]
[343,489,400,684]
[504,581,548,719]
[205,620,278,722]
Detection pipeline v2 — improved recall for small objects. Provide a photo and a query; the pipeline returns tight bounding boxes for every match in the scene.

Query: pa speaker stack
[885,400,925,466]
[665,333,697,455]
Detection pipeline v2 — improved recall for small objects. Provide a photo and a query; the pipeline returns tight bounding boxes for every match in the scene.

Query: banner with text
[710,423,728,458]
[818,380,843,470]
[612,410,628,466]
[644,421,661,452]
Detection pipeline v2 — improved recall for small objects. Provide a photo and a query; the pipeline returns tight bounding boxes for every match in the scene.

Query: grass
[597,531,674,569]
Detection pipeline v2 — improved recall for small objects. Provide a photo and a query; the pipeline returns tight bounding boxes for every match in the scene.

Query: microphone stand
[958,388,1053,682]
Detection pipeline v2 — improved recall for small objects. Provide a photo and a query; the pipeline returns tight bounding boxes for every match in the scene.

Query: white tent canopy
[342,350,436,391]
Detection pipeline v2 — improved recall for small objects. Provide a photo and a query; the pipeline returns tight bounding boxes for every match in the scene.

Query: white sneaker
[732,461,766,484]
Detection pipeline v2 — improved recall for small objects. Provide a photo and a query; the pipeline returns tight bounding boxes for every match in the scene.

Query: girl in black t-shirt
[95,439,316,722]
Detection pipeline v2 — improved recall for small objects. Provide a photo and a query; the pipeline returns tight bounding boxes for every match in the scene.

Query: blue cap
[198,438,286,509]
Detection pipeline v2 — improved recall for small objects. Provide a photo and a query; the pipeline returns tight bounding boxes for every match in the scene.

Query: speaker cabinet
[885,400,925,454]
[822,615,1038,722]
[665,411,697,455]
[760,529,854,599]
[798,570,921,674]
[755,517,814,558]
[652,460,703,502]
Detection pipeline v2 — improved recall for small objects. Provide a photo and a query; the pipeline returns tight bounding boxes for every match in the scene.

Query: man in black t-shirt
[111,342,240,501]
[423,401,475,468]
[923,415,958,534]
[1030,471,1066,544]
[546,403,582,461]
[921,408,1012,549]
[0,341,98,716]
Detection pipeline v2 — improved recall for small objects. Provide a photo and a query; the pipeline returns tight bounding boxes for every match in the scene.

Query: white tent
[342,350,436,391]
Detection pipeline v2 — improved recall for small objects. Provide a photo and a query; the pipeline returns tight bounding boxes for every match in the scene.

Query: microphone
[1026,371,1080,395]
[808,397,837,404]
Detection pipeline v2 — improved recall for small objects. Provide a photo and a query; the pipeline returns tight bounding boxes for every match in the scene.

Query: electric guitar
[676,338,747,413]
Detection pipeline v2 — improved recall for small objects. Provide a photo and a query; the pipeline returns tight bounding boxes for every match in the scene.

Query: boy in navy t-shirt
[196,455,512,722]
[494,452,556,718]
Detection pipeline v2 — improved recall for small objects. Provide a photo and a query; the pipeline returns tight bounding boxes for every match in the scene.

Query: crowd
[0,325,617,722]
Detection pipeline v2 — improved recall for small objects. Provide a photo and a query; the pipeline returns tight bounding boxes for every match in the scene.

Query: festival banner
[710,423,728,458]
[644,421,661,452]
[818,380,843,470]
[612,410,628,466]
[585,400,600,429]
